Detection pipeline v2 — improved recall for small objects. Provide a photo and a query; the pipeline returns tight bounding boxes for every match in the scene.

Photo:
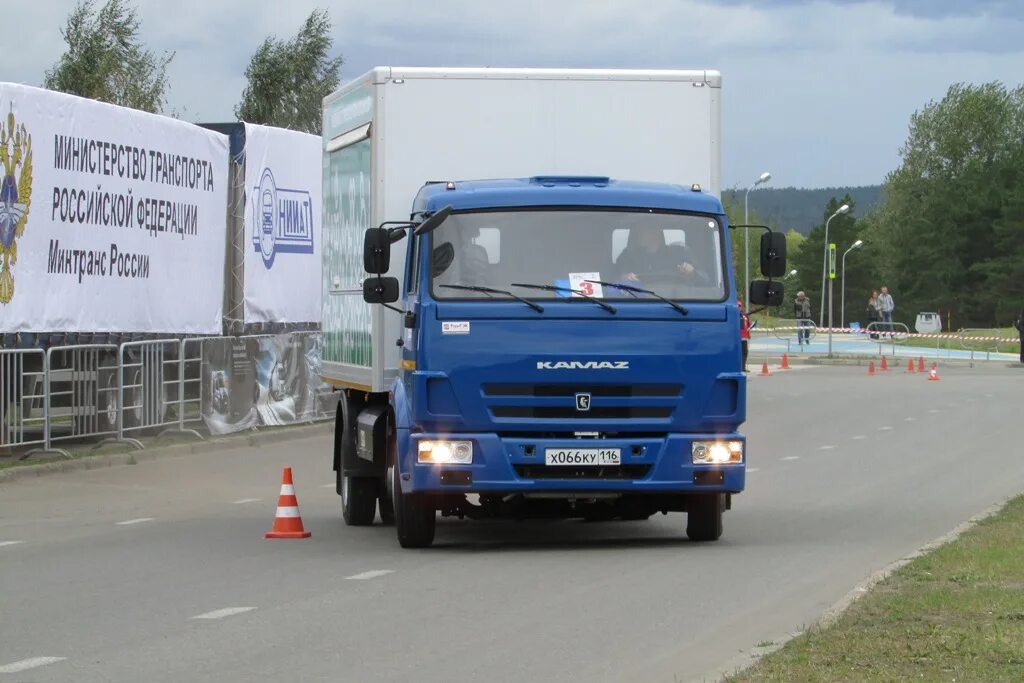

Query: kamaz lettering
[536,361,630,370]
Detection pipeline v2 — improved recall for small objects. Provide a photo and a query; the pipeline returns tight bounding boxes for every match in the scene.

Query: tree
[235,9,343,134]
[869,82,1024,328]
[44,0,173,113]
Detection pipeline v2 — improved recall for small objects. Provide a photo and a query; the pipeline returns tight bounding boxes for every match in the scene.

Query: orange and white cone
[906,358,916,373]
[918,356,926,373]
[868,360,876,376]
[759,360,771,376]
[780,353,791,370]
[265,467,311,539]
[928,364,940,381]
[880,355,890,372]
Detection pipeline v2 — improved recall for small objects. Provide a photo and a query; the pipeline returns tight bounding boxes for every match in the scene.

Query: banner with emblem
[241,123,321,324]
[0,83,228,334]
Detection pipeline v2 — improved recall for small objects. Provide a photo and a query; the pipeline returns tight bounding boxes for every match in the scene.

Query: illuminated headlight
[418,440,473,464]
[691,440,743,464]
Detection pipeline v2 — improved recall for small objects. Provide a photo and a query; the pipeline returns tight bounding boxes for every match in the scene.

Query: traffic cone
[780,353,791,370]
[759,360,771,376]
[868,360,876,376]
[928,364,940,381]
[880,355,890,372]
[918,356,926,373]
[265,467,311,539]
[906,358,916,373]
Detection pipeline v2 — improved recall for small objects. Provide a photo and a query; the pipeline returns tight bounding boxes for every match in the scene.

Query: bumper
[400,432,745,495]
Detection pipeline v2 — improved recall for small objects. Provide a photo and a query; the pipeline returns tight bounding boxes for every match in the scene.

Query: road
[2,365,1024,682]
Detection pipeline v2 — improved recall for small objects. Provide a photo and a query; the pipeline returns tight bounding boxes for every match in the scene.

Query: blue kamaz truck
[321,68,785,547]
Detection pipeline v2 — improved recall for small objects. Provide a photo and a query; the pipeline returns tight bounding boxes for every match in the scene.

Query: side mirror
[363,228,391,274]
[760,231,787,278]
[749,280,784,307]
[363,276,400,304]
[413,205,454,236]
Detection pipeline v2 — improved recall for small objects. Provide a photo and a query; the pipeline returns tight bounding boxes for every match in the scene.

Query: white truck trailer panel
[322,67,722,391]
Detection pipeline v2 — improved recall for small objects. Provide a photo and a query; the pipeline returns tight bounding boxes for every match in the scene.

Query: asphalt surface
[3,365,1024,682]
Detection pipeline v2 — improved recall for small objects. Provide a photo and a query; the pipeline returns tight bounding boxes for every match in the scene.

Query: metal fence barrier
[117,340,205,448]
[42,344,120,457]
[1,348,48,455]
[866,322,911,356]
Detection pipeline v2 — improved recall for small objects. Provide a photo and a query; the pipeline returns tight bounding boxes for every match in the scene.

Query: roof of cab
[412,177,725,215]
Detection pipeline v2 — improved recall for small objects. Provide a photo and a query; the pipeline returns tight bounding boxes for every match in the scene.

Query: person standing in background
[867,290,881,339]
[878,286,895,336]
[794,291,812,345]
[1014,307,1024,364]
[739,298,751,372]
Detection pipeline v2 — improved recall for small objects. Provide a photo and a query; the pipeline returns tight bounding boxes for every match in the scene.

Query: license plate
[544,448,621,466]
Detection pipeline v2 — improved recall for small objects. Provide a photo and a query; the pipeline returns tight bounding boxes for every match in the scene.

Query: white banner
[0,83,228,334]
[242,123,321,324]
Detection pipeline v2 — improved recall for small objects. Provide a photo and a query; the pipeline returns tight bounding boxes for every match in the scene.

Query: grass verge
[902,327,1019,355]
[727,495,1024,682]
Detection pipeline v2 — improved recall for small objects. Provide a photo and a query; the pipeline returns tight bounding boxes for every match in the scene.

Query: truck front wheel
[340,472,377,526]
[686,493,724,542]
[392,462,435,548]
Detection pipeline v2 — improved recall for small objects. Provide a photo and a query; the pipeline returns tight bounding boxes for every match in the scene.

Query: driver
[616,225,700,283]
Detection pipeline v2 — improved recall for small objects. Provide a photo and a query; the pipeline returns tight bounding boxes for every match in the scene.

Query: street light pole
[819,204,850,326]
[744,171,771,311]
[841,240,864,330]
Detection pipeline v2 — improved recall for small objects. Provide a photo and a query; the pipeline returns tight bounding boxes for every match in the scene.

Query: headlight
[691,440,743,464]
[418,440,473,464]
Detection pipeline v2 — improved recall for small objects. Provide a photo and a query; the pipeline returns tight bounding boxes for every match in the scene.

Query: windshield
[429,209,726,302]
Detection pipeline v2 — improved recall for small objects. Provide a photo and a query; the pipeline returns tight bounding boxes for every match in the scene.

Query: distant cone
[918,356,926,373]
[868,360,876,375]
[928,364,940,381]
[759,360,771,376]
[265,467,311,539]
[880,355,890,372]
[780,353,791,370]
[906,358,916,373]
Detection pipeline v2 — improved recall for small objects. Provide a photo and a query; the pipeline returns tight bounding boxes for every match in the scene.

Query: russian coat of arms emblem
[0,107,32,305]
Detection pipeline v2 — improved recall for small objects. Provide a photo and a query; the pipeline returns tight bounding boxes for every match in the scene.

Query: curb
[712,495,1014,682]
[0,421,333,484]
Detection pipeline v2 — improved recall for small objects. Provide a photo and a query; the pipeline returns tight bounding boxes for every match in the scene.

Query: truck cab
[337,175,784,547]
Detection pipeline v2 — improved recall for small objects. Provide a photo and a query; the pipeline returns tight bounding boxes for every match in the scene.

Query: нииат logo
[252,167,313,269]
[0,107,32,305]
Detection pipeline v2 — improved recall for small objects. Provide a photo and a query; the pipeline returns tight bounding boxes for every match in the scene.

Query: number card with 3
[568,272,604,298]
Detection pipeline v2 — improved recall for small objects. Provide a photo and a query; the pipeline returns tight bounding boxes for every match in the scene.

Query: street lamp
[744,171,771,310]
[785,269,798,279]
[841,240,864,330]
[819,204,850,327]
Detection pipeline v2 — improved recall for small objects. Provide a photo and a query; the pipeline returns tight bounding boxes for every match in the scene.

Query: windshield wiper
[439,284,544,313]
[585,280,688,316]
[510,283,617,314]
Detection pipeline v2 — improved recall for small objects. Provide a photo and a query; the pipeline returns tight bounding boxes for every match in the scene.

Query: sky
[7,0,1024,189]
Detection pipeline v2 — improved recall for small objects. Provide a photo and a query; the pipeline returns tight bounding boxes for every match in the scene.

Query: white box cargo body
[321,67,722,392]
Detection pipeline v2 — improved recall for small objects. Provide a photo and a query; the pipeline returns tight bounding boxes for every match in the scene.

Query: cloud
[6,0,1024,188]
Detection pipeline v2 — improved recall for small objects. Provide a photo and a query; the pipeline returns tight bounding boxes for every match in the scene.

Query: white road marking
[0,540,24,548]
[878,426,893,431]
[905,417,917,422]
[819,445,836,450]
[346,569,395,581]
[232,498,261,505]
[321,484,335,488]
[746,468,761,473]
[928,409,940,414]
[190,607,257,620]
[115,517,154,526]
[780,456,800,461]
[0,657,66,674]
[851,435,867,440]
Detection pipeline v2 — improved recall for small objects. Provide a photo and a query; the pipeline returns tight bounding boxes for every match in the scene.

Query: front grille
[484,384,680,397]
[492,406,672,419]
[514,464,652,480]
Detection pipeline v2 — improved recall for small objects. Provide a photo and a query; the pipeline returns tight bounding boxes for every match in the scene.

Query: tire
[392,456,435,548]
[686,493,724,542]
[378,463,396,526]
[340,470,377,526]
